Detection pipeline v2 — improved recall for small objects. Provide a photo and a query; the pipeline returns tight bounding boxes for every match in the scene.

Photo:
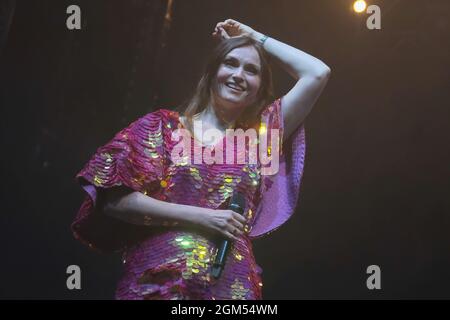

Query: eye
[224,59,235,66]
[244,66,260,75]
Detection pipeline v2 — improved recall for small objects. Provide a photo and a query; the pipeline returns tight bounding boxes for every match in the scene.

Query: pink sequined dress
[72,97,306,300]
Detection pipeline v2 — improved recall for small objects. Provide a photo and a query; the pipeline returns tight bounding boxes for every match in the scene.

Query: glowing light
[353,0,367,13]
[259,123,267,135]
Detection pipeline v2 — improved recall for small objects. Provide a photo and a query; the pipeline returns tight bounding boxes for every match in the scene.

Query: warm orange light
[353,0,367,13]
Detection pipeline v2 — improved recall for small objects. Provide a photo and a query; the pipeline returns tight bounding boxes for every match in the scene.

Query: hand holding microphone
[198,195,247,242]
[210,193,246,279]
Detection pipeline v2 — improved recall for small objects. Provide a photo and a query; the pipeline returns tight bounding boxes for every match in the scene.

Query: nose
[232,67,245,83]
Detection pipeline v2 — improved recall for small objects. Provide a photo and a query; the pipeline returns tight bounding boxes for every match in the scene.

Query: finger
[230,222,244,235]
[219,27,225,38]
[212,30,222,40]
[215,24,223,33]
[224,230,239,242]
[220,27,230,39]
[231,218,245,232]
[233,212,247,225]
[228,224,244,237]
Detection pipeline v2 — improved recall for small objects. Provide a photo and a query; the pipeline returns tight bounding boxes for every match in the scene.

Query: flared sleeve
[71,109,171,253]
[249,97,307,239]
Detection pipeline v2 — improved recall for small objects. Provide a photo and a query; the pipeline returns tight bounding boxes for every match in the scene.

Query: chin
[224,98,248,109]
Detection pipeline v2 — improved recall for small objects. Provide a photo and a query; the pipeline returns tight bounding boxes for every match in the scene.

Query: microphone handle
[210,203,244,279]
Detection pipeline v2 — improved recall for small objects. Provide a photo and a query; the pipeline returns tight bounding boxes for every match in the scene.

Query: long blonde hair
[178,36,274,133]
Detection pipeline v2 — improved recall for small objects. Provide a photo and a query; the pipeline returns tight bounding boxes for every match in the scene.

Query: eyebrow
[225,55,261,71]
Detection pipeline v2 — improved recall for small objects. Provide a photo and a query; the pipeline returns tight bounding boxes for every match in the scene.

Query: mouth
[225,82,245,92]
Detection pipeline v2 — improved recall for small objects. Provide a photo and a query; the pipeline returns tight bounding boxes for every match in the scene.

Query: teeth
[226,83,244,91]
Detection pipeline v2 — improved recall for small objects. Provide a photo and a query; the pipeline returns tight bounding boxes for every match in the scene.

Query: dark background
[0,0,449,299]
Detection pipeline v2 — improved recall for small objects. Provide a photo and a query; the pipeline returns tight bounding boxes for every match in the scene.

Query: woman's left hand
[212,19,256,40]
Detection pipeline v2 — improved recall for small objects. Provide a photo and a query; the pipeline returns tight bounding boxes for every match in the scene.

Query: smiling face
[211,45,262,113]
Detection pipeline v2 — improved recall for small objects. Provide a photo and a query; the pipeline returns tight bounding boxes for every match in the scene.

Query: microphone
[210,192,246,279]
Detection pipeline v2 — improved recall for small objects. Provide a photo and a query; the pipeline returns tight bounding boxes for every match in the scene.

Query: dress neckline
[176,112,230,149]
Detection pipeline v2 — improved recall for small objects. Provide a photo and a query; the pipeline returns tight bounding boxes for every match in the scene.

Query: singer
[71,19,330,300]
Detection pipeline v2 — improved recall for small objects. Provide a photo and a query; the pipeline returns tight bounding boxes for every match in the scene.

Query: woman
[72,19,330,300]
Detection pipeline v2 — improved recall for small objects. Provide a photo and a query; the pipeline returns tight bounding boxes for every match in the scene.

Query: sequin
[231,278,250,300]
[93,175,104,186]
[72,100,289,300]
[259,123,267,135]
[166,234,215,281]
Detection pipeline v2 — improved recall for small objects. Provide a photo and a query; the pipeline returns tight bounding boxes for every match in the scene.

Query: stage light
[353,0,367,13]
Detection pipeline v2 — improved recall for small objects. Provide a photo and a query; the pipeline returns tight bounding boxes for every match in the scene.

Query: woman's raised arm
[213,19,331,139]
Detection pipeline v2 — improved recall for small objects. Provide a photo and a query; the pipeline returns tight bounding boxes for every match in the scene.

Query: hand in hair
[212,19,255,40]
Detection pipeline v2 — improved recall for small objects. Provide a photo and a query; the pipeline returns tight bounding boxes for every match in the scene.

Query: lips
[225,82,245,92]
